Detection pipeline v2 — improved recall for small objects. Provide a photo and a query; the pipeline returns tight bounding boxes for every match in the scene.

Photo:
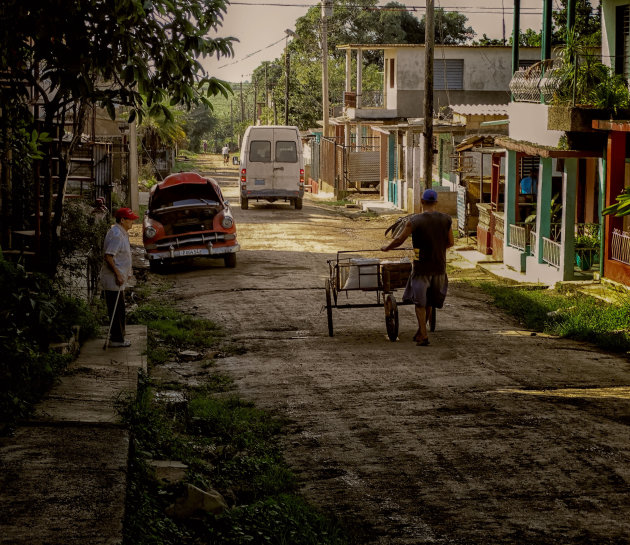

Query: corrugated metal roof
[450,104,509,116]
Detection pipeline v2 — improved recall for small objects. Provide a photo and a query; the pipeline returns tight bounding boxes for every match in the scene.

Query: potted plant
[575,228,600,270]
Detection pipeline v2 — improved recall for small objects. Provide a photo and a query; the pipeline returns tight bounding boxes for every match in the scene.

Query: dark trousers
[104,289,126,342]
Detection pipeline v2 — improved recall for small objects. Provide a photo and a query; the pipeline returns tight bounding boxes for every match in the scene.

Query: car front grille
[153,232,231,250]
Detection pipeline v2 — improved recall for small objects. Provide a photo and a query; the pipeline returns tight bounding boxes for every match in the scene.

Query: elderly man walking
[100,207,139,348]
[381,189,454,346]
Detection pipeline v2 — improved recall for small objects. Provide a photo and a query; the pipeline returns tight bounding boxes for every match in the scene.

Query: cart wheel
[384,293,399,342]
[429,307,437,332]
[325,279,334,337]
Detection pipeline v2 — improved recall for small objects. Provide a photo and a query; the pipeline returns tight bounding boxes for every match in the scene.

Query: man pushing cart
[381,189,454,346]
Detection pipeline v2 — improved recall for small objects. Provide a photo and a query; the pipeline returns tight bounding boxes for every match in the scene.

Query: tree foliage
[0,0,235,275]
[552,0,601,44]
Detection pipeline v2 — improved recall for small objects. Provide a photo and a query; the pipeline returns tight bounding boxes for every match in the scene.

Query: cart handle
[335,247,413,255]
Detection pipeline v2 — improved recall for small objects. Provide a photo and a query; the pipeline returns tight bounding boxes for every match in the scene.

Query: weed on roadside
[122,294,348,545]
[474,281,630,352]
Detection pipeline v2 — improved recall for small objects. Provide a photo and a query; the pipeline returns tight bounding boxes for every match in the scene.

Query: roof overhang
[494,137,602,158]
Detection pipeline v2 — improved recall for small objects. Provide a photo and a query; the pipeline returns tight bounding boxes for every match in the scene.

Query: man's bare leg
[414,305,429,345]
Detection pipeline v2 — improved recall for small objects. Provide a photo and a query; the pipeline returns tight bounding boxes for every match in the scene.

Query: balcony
[342,89,397,121]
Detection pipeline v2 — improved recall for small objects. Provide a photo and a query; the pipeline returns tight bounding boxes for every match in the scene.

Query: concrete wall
[508,102,564,147]
[388,46,541,118]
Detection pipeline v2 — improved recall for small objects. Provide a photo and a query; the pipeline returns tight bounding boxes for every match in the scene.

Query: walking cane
[103,286,123,351]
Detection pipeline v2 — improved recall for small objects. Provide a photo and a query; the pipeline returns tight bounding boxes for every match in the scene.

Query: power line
[217,35,287,69]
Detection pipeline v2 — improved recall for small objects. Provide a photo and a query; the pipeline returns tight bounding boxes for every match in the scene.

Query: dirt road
[156,176,630,544]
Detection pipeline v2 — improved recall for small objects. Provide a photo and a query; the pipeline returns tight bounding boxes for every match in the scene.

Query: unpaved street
[157,176,630,544]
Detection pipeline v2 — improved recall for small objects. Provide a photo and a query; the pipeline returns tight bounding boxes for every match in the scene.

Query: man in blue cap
[381,189,453,346]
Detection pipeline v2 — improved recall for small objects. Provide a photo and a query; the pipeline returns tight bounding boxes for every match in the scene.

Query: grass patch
[474,281,630,352]
[128,299,224,365]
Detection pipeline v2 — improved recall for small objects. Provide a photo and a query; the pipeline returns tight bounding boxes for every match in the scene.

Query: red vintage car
[143,172,239,270]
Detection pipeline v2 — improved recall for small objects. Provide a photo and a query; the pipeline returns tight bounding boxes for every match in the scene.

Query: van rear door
[247,127,274,191]
[272,127,300,193]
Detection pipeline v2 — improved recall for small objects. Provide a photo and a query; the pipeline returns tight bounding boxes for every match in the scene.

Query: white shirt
[100,223,132,291]
[222,146,229,155]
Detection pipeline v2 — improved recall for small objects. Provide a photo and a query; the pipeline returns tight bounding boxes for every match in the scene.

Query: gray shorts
[402,273,448,308]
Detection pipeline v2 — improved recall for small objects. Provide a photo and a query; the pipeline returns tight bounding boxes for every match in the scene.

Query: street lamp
[284,29,296,126]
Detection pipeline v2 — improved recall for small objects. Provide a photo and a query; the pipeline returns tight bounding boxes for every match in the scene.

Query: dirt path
[156,177,630,545]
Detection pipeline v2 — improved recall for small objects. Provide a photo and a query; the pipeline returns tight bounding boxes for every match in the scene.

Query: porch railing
[530,229,538,258]
[508,223,532,252]
[542,236,561,268]
[612,228,630,265]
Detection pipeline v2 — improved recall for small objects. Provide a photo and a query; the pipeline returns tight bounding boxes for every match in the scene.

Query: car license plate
[254,179,265,185]
[178,249,203,256]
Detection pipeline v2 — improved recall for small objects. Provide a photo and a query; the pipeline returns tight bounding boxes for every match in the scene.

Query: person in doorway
[222,144,229,164]
[381,189,454,346]
[100,207,139,347]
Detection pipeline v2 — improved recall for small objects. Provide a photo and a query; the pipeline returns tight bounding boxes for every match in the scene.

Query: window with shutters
[389,58,395,88]
[624,5,630,79]
[434,59,464,90]
[614,5,630,78]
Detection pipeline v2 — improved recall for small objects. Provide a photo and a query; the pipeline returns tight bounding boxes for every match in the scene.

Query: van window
[275,141,298,163]
[250,140,271,162]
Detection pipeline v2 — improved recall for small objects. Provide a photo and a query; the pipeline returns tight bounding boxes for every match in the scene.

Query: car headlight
[144,225,157,239]
[221,215,234,229]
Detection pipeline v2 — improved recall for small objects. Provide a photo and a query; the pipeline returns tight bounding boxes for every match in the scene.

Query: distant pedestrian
[222,144,229,164]
[100,207,139,348]
[203,141,208,153]
[381,189,453,346]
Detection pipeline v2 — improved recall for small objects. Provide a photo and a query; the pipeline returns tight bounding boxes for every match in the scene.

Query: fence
[612,228,630,265]
[542,236,561,268]
[508,223,532,251]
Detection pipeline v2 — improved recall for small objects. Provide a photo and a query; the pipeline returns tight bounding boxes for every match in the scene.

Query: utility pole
[284,29,296,126]
[264,62,269,124]
[423,0,434,193]
[239,80,245,123]
[322,0,332,137]
[253,79,257,125]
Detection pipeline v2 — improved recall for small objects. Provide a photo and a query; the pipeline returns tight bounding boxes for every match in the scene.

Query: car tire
[224,253,237,268]
[149,260,162,273]
[241,197,248,210]
[295,198,303,210]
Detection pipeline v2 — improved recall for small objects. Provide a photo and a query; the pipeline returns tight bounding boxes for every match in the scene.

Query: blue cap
[422,189,438,203]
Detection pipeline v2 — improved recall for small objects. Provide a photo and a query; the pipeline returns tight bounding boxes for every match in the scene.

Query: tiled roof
[450,104,509,116]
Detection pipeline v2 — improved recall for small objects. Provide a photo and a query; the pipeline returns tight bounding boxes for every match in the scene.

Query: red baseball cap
[114,207,139,220]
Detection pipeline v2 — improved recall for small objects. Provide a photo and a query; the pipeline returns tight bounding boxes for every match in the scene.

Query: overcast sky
[201,1,569,83]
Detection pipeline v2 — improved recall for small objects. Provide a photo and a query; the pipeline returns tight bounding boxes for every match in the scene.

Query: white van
[239,125,305,210]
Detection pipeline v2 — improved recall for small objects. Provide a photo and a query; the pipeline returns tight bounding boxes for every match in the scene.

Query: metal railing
[508,223,532,252]
[612,228,630,265]
[509,59,563,103]
[361,90,384,108]
[338,90,384,109]
[542,236,561,268]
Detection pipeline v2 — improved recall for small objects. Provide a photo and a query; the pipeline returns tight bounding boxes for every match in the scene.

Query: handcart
[324,248,436,341]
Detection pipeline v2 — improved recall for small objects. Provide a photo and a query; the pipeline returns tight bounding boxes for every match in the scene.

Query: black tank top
[410,211,452,275]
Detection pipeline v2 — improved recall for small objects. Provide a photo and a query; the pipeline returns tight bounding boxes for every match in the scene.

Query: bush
[0,257,102,427]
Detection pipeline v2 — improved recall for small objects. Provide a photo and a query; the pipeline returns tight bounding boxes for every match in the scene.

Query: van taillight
[240,168,247,186]
[299,169,304,186]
